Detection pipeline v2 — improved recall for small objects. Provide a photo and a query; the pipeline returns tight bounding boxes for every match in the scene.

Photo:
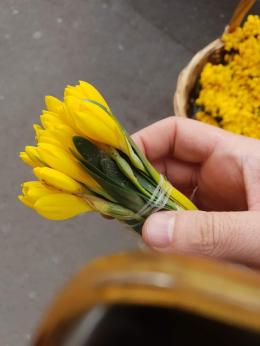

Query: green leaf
[99,154,133,190]
[108,147,151,197]
[73,136,133,189]
[83,193,143,222]
[73,136,145,212]
[81,159,145,212]
[73,135,102,168]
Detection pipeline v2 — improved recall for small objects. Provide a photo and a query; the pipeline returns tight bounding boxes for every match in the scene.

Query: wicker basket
[174,0,256,118]
[33,252,260,345]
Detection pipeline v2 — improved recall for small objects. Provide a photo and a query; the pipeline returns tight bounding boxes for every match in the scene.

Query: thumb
[142,211,260,266]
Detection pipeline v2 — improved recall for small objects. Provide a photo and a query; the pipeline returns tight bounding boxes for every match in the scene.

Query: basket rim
[174,38,224,117]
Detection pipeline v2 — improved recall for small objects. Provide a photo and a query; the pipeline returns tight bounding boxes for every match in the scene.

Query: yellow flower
[44,95,75,129]
[40,111,61,129]
[31,81,144,171]
[19,181,92,220]
[35,123,76,151]
[64,80,110,112]
[19,181,54,208]
[196,15,260,139]
[34,193,92,220]
[65,88,144,170]
[22,146,44,167]
[37,143,100,191]
[33,167,85,194]
[20,151,37,168]
[65,95,128,152]
[45,95,64,114]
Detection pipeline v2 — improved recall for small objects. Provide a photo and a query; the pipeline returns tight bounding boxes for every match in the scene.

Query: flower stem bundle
[19,81,196,233]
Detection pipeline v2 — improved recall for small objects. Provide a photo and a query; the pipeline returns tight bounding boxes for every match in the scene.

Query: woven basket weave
[173,0,256,118]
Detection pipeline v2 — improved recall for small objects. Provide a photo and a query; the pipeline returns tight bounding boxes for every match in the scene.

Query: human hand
[133,117,260,267]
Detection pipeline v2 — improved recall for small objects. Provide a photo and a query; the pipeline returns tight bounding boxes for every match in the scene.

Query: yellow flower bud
[37,143,100,191]
[34,193,92,220]
[64,80,110,111]
[33,167,85,194]
[20,152,36,168]
[19,181,92,220]
[44,95,76,129]
[33,124,43,139]
[35,124,75,151]
[64,83,145,170]
[65,95,128,152]
[36,131,62,147]
[18,195,34,208]
[19,181,55,208]
[40,111,62,129]
[24,146,44,167]
[45,95,64,114]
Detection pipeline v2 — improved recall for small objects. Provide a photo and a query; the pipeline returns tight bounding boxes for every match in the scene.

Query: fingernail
[143,212,175,248]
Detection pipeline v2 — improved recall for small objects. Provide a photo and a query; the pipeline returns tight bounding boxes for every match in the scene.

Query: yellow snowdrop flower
[45,95,64,114]
[33,167,85,194]
[65,92,144,170]
[64,80,110,111]
[35,123,76,151]
[19,151,37,168]
[19,181,55,208]
[37,143,100,191]
[34,193,92,220]
[23,146,44,167]
[19,181,92,220]
[40,111,64,129]
[65,95,129,152]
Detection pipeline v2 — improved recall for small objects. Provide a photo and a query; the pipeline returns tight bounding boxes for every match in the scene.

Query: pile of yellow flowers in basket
[19,81,196,233]
[195,15,260,139]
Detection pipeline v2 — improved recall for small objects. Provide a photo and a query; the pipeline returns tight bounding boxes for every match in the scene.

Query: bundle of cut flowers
[195,15,260,139]
[19,81,196,233]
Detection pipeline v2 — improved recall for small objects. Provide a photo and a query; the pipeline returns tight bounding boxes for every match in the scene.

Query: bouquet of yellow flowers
[195,15,260,139]
[19,81,196,233]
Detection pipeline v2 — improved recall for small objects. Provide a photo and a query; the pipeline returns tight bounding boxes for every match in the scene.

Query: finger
[151,158,199,195]
[142,210,260,267]
[133,116,226,163]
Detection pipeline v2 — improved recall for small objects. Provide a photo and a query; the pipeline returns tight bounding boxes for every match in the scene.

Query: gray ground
[1,0,259,345]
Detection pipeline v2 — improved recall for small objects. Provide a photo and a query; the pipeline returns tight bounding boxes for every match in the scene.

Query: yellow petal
[25,146,44,167]
[20,152,36,168]
[47,124,76,150]
[34,167,85,194]
[44,96,76,129]
[33,124,43,139]
[64,85,83,99]
[34,193,92,220]
[35,124,74,150]
[37,132,62,147]
[22,181,55,205]
[65,96,127,151]
[22,181,45,191]
[18,195,34,208]
[79,81,111,111]
[37,143,99,190]
[65,81,110,111]
[40,111,62,129]
[45,96,64,114]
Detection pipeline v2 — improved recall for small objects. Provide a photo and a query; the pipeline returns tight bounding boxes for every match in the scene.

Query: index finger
[132,116,226,163]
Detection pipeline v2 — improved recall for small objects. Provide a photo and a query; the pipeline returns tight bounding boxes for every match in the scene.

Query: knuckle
[189,212,226,256]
